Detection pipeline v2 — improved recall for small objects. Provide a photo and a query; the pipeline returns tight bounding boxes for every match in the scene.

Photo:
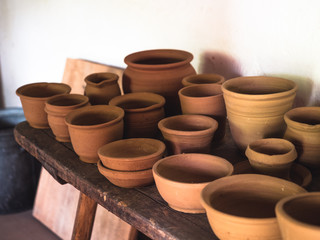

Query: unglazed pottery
[98,138,165,171]
[284,106,320,168]
[45,94,90,142]
[65,105,124,163]
[16,82,71,128]
[222,76,297,151]
[158,115,218,155]
[181,73,225,87]
[245,138,297,179]
[178,84,226,142]
[200,174,306,240]
[152,153,233,213]
[276,192,320,240]
[109,92,165,138]
[122,49,196,116]
[84,72,121,105]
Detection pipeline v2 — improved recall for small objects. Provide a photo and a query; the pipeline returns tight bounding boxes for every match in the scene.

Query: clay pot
[153,153,233,213]
[97,160,153,188]
[45,94,90,142]
[284,106,320,169]
[181,73,225,87]
[84,72,121,105]
[275,192,320,240]
[122,49,196,116]
[109,92,165,138]
[245,138,297,180]
[16,82,71,129]
[178,84,226,142]
[200,174,306,240]
[98,138,166,171]
[222,76,297,152]
[158,115,218,155]
[65,105,124,163]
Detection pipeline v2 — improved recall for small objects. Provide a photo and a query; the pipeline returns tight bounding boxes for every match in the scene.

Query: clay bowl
[152,153,233,213]
[16,82,71,128]
[158,115,218,155]
[97,160,154,188]
[275,192,320,240]
[181,73,225,87]
[200,174,306,240]
[98,138,166,171]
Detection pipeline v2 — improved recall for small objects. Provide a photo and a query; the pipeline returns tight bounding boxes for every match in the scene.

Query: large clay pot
[181,73,225,87]
[284,106,320,169]
[122,49,196,116]
[222,76,297,152]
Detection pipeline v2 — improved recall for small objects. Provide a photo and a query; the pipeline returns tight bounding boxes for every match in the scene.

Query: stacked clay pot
[181,73,225,87]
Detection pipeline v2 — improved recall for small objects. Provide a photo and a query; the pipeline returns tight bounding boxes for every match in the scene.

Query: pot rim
[178,84,223,99]
[182,73,225,86]
[284,106,320,131]
[84,72,119,87]
[98,160,152,177]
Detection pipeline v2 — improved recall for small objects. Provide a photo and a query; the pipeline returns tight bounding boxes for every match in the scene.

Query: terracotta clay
[152,153,233,213]
[16,82,71,129]
[181,73,225,87]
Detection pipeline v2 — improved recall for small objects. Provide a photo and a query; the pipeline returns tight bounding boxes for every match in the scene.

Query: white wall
[1,0,320,107]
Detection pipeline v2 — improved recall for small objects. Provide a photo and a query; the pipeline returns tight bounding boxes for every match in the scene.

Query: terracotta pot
[222,76,297,152]
[45,94,90,142]
[200,174,306,240]
[178,84,226,142]
[98,138,165,171]
[153,153,233,213]
[245,138,297,180]
[158,115,218,155]
[181,73,225,87]
[122,49,196,116]
[284,106,320,169]
[275,192,320,240]
[109,92,165,138]
[65,105,124,163]
[84,72,121,105]
[16,82,71,129]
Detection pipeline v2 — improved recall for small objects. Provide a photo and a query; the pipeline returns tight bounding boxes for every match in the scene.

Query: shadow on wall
[0,62,4,109]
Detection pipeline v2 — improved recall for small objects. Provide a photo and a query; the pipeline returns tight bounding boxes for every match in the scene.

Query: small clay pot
[245,138,297,180]
[98,138,166,171]
[158,115,218,155]
[275,192,320,240]
[109,92,165,138]
[152,153,233,213]
[45,94,90,142]
[65,105,124,163]
[181,73,225,87]
[84,72,121,105]
[200,174,306,240]
[16,82,71,128]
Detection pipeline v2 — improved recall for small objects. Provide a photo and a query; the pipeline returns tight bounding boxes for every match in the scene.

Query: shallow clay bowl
[152,153,233,213]
[98,138,166,171]
[200,174,306,240]
[181,73,225,87]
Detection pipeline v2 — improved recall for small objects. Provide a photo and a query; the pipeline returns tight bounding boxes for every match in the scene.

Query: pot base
[79,156,99,164]
[169,204,205,214]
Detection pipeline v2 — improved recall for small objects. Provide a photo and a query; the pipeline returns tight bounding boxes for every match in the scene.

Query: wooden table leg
[72,192,98,240]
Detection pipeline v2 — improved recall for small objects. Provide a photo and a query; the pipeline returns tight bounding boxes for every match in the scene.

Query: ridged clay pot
[181,73,225,87]
[122,49,196,116]
[284,106,320,169]
[65,105,124,163]
[222,76,297,152]
[45,94,90,142]
[200,174,306,240]
[16,82,71,129]
[152,153,233,213]
[109,92,165,138]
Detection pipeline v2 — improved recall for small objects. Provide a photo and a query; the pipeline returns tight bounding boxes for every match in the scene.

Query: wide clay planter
[245,138,297,180]
[152,153,233,213]
[109,92,165,138]
[284,106,320,169]
[45,94,90,142]
[200,174,306,240]
[158,115,218,155]
[122,49,196,116]
[65,105,124,163]
[98,138,166,171]
[181,73,225,87]
[16,82,71,129]
[84,72,121,105]
[275,192,320,240]
[222,76,297,152]
[178,84,226,142]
